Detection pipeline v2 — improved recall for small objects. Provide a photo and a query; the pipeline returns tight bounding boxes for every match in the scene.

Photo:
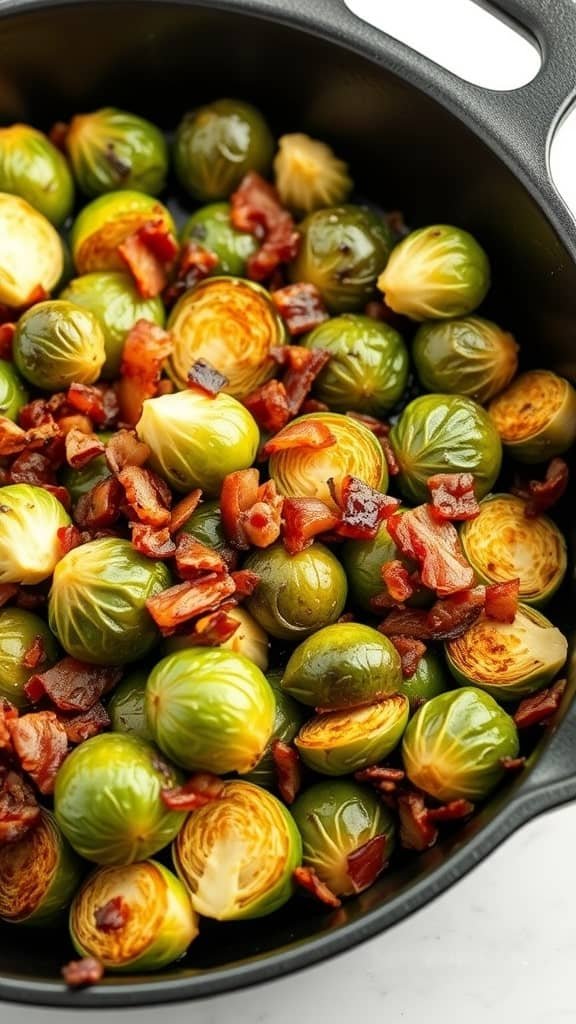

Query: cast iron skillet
[1,0,576,1007]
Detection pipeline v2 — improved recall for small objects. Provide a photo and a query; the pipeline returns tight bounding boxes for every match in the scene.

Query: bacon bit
[261,419,336,457]
[499,755,526,772]
[427,473,480,522]
[146,575,237,634]
[220,469,283,550]
[0,322,15,360]
[301,398,330,415]
[131,524,176,559]
[49,121,69,151]
[43,484,72,512]
[272,740,301,805]
[513,457,570,518]
[272,282,329,336]
[94,896,130,933]
[331,476,400,540]
[67,383,118,429]
[347,834,388,892]
[118,219,179,299]
[244,379,291,434]
[281,497,340,554]
[387,505,474,597]
[118,319,173,426]
[0,583,17,608]
[15,585,50,611]
[188,609,241,646]
[485,579,520,624]
[175,533,226,579]
[24,658,122,712]
[61,958,104,989]
[390,636,427,678]
[426,799,474,823]
[283,348,332,417]
[9,451,56,486]
[0,769,40,843]
[187,358,229,397]
[231,172,300,281]
[0,700,18,751]
[514,680,566,729]
[163,241,219,306]
[57,525,83,555]
[354,766,405,794]
[57,702,111,745]
[397,790,438,851]
[22,635,47,671]
[425,586,486,639]
[381,560,414,604]
[230,570,261,599]
[18,398,56,429]
[74,477,124,529]
[57,414,93,437]
[118,465,171,527]
[346,411,390,439]
[8,711,68,794]
[381,435,400,476]
[0,416,60,457]
[161,772,226,811]
[105,430,150,474]
[293,866,341,908]
[65,428,105,470]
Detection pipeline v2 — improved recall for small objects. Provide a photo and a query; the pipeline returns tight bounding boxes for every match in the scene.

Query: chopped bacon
[0,700,18,751]
[146,574,237,634]
[0,583,17,608]
[94,896,130,933]
[294,866,341,908]
[118,219,179,299]
[387,505,474,597]
[19,397,58,429]
[25,658,122,712]
[272,283,329,336]
[57,702,111,744]
[514,680,566,729]
[513,457,570,518]
[118,319,173,426]
[8,711,68,794]
[187,359,229,396]
[22,635,47,670]
[58,414,93,437]
[161,772,226,811]
[282,497,340,554]
[14,585,50,612]
[427,473,480,522]
[105,430,150,474]
[187,609,241,646]
[261,419,336,457]
[163,241,219,306]
[381,560,414,604]
[169,490,203,534]
[230,570,261,598]
[425,586,486,639]
[131,524,176,559]
[74,477,124,529]
[61,958,104,989]
[175,533,226,579]
[0,322,15,360]
[500,755,526,772]
[301,398,330,415]
[347,835,388,892]
[9,451,56,486]
[272,740,301,805]
[244,379,291,434]
[118,465,171,527]
[0,415,60,457]
[283,348,332,417]
[65,428,105,469]
[390,636,427,678]
[381,435,400,476]
[346,411,390,440]
[49,120,69,151]
[44,484,72,512]
[57,525,84,555]
[0,769,40,844]
[330,476,400,540]
[397,790,438,851]
[485,579,520,624]
[354,766,405,794]
[242,493,284,549]
[67,383,119,429]
[231,172,300,281]
[220,469,283,550]
[426,799,474,823]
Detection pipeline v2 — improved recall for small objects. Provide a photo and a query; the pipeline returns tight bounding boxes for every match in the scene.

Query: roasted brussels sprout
[0,360,28,421]
[71,190,175,274]
[136,389,260,496]
[412,316,519,404]
[291,780,395,896]
[243,542,348,641]
[0,608,59,708]
[303,314,409,416]
[402,687,519,801]
[54,733,186,864]
[282,623,402,710]
[0,810,83,926]
[0,192,64,307]
[13,299,106,390]
[181,202,258,277]
[107,670,153,741]
[274,133,352,215]
[165,606,270,672]
[66,107,168,197]
[340,520,431,613]
[173,780,301,920]
[49,537,170,665]
[245,670,307,789]
[174,99,274,201]
[295,695,409,775]
[398,650,448,713]
[0,484,70,585]
[179,499,227,551]
[0,124,74,226]
[390,394,502,503]
[488,370,576,463]
[289,205,394,313]
[378,224,490,320]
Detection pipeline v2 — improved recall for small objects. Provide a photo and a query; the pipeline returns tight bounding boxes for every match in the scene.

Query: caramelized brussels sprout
[0,193,63,307]
[0,810,83,926]
[274,133,352,215]
[71,190,175,274]
[0,360,28,421]
[107,670,152,741]
[179,499,227,552]
[488,370,576,463]
[412,316,519,403]
[398,650,448,713]
[245,670,306,789]
[295,695,409,775]
[0,484,70,585]
[181,202,258,277]
[0,608,59,708]
[166,606,270,672]
[13,299,106,390]
[0,124,74,226]
[340,520,431,613]
[66,107,168,197]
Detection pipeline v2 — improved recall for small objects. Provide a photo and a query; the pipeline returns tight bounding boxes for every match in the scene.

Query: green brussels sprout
[66,107,168,197]
[245,670,307,790]
[0,193,63,307]
[412,316,519,404]
[13,299,106,390]
[274,133,352,216]
[145,648,275,774]
[174,99,274,201]
[48,537,170,665]
[173,780,302,920]
[378,224,490,321]
[71,190,175,274]
[340,519,432,613]
[0,124,74,226]
[303,314,409,416]
[70,860,198,972]
[282,623,402,710]
[398,650,449,713]
[0,360,28,421]
[181,202,258,277]
[0,809,83,926]
[460,494,567,606]
[0,484,70,585]
[243,542,348,641]
[445,605,567,701]
[165,606,270,672]
[289,205,394,313]
[295,694,409,775]
[390,394,502,503]
[60,271,165,378]
[136,389,260,496]
[179,498,227,551]
[488,370,576,463]
[269,412,387,505]
[0,608,59,708]
[107,670,152,741]
[167,276,287,398]
[402,687,519,801]
[54,733,186,864]
[291,780,395,896]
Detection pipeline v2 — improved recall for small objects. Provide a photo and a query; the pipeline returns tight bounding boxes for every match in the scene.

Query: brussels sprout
[0,608,59,708]
[173,780,301,920]
[145,648,275,774]
[60,452,112,505]
[166,606,270,672]
[71,190,175,274]
[243,542,348,641]
[378,224,490,321]
[60,271,165,378]
[390,394,502,503]
[0,809,83,926]
[295,695,409,776]
[181,202,258,277]
[488,370,576,463]
[66,107,168,197]
[174,99,274,201]
[0,193,63,307]
[107,670,152,741]
[0,484,70,585]
[398,650,448,713]
[460,494,566,606]
[412,316,519,404]
[54,733,185,864]
[303,314,409,416]
[282,623,402,710]
[49,538,170,665]
[289,205,394,313]
[136,389,260,496]
[179,498,227,551]
[445,605,567,701]
[402,687,519,801]
[0,124,74,226]
[291,780,395,896]
[0,360,28,421]
[340,520,431,613]
[13,300,106,390]
[269,412,387,505]
[167,276,287,398]
[70,860,197,972]
[245,670,307,789]
[274,133,352,215]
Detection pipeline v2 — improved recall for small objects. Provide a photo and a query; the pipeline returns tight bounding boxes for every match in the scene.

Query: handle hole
[550,107,576,219]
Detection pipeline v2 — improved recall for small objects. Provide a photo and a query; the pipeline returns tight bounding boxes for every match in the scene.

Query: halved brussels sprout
[0,360,28,421]
[66,107,168,197]
[340,520,432,613]
[390,394,502,503]
[181,202,258,277]
[243,542,348,641]
[303,314,409,416]
[165,606,270,672]
[0,809,83,926]
[48,537,170,665]
[173,780,302,920]
[274,133,352,215]
[412,316,519,404]
[107,670,153,742]
[378,224,490,320]
[70,860,198,972]
[0,484,70,585]
[460,494,566,606]
[0,124,74,226]
[167,277,287,398]
[0,192,63,307]
[402,687,519,801]
[282,623,402,710]
[268,411,387,505]
[445,605,567,701]
[289,205,394,313]
[71,190,175,274]
[136,389,260,496]
[245,670,307,790]
[291,780,395,896]
[13,299,106,390]
[295,695,409,776]
[0,608,59,708]
[179,498,227,551]
[488,370,576,463]
[54,733,186,864]
[174,99,274,201]
[398,650,449,713]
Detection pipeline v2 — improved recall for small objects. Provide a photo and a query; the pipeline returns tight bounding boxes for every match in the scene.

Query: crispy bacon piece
[220,469,283,550]
[0,768,40,843]
[65,428,105,469]
[57,702,111,745]
[105,430,150,474]
[8,711,68,794]
[387,505,474,597]
[513,457,570,518]
[61,958,104,988]
[381,560,414,604]
[301,398,329,415]
[22,635,47,670]
[427,473,480,522]
[175,534,226,579]
[74,477,124,529]
[0,322,15,360]
[43,485,72,512]
[57,525,84,555]
[118,465,171,527]
[9,451,56,486]
[397,790,438,851]
[390,636,426,678]
[500,755,526,772]
[261,419,336,458]
[161,772,226,811]
[94,896,130,933]
[118,319,173,426]
[190,609,240,646]
[118,219,179,299]
[67,383,119,429]
[49,120,69,150]
[331,476,400,540]
[242,489,284,549]
[19,397,59,429]
[354,766,405,794]
[272,282,329,336]
[514,680,566,729]
[346,411,390,440]
[0,700,18,751]
[231,172,300,281]
[25,658,122,712]
[425,586,486,639]
[272,740,301,805]
[58,414,93,437]
[244,379,291,434]
[0,416,60,457]
[230,570,261,598]
[426,799,474,823]
[163,241,219,306]
[294,866,341,908]
[281,497,340,554]
[131,524,176,559]
[169,490,203,534]
[146,575,237,634]
[485,579,520,624]
[381,435,400,477]
[347,835,388,892]
[283,348,332,417]
[187,359,229,396]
